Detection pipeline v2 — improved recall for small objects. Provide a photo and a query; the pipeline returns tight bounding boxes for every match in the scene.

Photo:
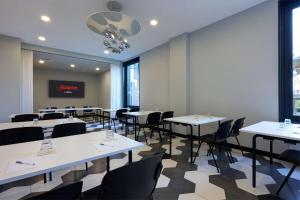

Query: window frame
[279,0,300,122]
[122,57,140,108]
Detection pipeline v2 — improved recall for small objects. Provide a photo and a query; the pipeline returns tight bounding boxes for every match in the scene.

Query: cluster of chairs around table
[4,110,300,197]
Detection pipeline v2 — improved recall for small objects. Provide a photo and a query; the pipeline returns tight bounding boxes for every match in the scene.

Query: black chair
[194,120,233,172]
[160,111,174,135]
[26,181,83,200]
[0,127,44,146]
[276,149,300,194]
[230,117,246,156]
[52,122,86,138]
[98,153,163,200]
[42,113,64,120]
[129,107,140,112]
[111,109,128,133]
[65,106,77,116]
[12,114,39,122]
[138,112,162,143]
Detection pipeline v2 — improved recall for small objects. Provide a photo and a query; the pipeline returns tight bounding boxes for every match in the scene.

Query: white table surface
[102,108,130,113]
[241,121,300,141]
[164,115,226,126]
[0,118,85,131]
[0,131,143,185]
[123,111,161,117]
[38,107,102,113]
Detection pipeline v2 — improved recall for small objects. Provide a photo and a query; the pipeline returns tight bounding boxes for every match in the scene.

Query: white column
[20,49,33,113]
[110,63,123,109]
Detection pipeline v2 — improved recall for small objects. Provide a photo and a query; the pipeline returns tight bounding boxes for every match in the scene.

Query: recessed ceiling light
[124,39,128,42]
[38,36,46,41]
[70,64,75,68]
[150,19,158,26]
[38,59,45,64]
[104,50,109,54]
[41,15,51,22]
[96,67,100,71]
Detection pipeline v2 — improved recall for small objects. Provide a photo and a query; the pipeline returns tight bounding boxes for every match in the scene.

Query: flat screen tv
[49,80,85,98]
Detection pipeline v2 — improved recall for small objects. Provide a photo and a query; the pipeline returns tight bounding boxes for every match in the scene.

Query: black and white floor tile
[1,125,300,200]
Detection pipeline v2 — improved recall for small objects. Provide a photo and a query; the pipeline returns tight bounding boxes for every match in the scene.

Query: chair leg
[143,128,148,144]
[209,144,220,173]
[193,141,202,163]
[235,136,244,156]
[157,126,162,142]
[112,120,116,133]
[276,164,297,194]
[225,142,234,163]
[85,162,88,171]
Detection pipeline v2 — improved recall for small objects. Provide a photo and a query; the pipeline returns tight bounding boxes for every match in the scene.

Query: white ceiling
[33,51,110,74]
[0,0,267,61]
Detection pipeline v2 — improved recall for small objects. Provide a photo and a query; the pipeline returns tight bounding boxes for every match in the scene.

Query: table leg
[270,140,273,164]
[102,111,105,129]
[169,123,173,156]
[134,117,137,140]
[128,150,132,164]
[252,135,257,187]
[106,156,110,172]
[190,125,194,163]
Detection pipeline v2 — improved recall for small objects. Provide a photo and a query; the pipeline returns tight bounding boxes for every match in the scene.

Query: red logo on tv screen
[49,80,84,98]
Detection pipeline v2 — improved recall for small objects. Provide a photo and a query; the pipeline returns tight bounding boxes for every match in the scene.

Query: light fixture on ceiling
[38,59,45,64]
[104,50,109,55]
[41,15,51,22]
[86,1,141,54]
[150,19,158,26]
[38,36,46,41]
[96,67,100,71]
[70,64,75,68]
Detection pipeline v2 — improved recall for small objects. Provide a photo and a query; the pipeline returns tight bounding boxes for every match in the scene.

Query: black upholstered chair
[138,112,162,143]
[12,114,39,122]
[26,181,83,200]
[194,120,233,172]
[0,127,44,146]
[276,149,300,194]
[111,108,128,132]
[42,112,64,120]
[160,111,174,135]
[52,122,86,138]
[98,153,163,200]
[229,117,246,156]
[129,107,140,112]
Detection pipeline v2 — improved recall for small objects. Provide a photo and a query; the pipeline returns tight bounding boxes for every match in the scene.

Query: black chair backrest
[100,153,163,200]
[65,106,76,114]
[147,112,161,126]
[230,117,246,136]
[42,113,64,120]
[116,108,128,118]
[83,105,93,113]
[52,122,86,138]
[12,114,39,122]
[161,111,174,120]
[130,107,140,112]
[215,120,233,141]
[26,181,83,200]
[0,127,44,146]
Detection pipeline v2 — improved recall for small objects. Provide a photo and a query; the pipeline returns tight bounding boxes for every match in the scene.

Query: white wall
[99,69,111,108]
[0,35,21,122]
[189,0,279,150]
[33,68,100,111]
[140,43,170,110]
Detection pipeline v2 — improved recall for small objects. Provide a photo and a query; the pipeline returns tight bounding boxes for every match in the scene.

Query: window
[123,57,140,107]
[279,0,300,122]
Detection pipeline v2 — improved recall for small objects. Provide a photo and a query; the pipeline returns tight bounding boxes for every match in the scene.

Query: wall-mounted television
[49,80,85,98]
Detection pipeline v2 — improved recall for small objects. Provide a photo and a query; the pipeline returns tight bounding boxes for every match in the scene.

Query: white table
[241,121,300,187]
[0,118,84,131]
[123,111,161,140]
[38,107,102,113]
[0,131,143,185]
[9,112,65,119]
[164,115,226,163]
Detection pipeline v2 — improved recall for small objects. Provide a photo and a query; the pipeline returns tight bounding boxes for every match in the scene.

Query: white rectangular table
[0,131,143,185]
[241,121,300,187]
[123,111,161,140]
[0,118,85,130]
[164,115,226,163]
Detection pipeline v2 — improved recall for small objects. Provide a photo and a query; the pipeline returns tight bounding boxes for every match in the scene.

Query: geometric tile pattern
[0,125,300,200]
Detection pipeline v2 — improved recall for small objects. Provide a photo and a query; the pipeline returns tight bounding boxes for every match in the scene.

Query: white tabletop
[38,107,102,113]
[102,108,130,113]
[164,115,226,126]
[241,121,300,141]
[123,111,161,117]
[0,131,143,185]
[0,118,85,130]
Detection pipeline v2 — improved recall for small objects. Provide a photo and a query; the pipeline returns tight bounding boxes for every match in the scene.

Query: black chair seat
[279,149,300,165]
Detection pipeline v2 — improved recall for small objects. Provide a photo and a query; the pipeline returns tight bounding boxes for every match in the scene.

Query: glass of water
[69,115,73,121]
[106,130,114,141]
[33,118,39,125]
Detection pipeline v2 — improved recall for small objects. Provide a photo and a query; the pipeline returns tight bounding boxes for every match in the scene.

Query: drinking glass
[33,118,39,125]
[106,130,114,141]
